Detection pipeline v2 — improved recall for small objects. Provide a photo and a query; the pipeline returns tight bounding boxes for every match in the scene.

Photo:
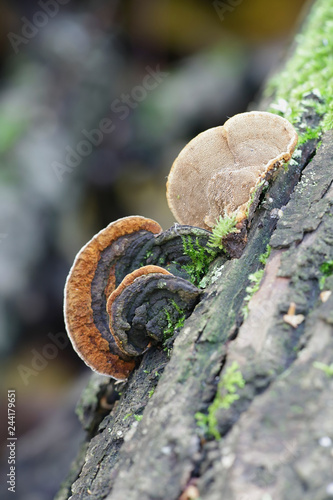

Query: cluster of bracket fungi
[64,216,211,379]
[64,111,298,379]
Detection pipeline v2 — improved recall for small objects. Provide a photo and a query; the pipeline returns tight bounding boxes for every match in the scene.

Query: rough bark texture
[56,2,333,499]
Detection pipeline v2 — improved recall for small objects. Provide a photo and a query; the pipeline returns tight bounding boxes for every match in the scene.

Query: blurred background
[0,0,309,498]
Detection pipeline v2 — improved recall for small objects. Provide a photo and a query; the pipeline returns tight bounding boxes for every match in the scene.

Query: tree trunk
[56,1,333,499]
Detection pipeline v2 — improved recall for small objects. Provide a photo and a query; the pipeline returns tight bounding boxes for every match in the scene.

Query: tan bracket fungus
[166,111,298,231]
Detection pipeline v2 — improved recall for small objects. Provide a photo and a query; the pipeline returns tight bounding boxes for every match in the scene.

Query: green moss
[313,361,333,377]
[319,260,333,289]
[266,0,333,135]
[162,300,186,357]
[242,270,264,319]
[297,125,322,145]
[207,214,237,251]
[195,361,245,440]
[163,300,186,342]
[124,412,144,422]
[259,244,272,265]
[241,245,271,318]
[139,248,153,267]
[145,249,153,260]
[148,388,155,398]
[182,235,217,285]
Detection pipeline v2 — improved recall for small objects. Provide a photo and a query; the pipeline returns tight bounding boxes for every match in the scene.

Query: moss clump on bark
[267,0,333,134]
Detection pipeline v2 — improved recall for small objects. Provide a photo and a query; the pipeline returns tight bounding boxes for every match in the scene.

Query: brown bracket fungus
[166,111,298,235]
[64,216,162,379]
[64,216,206,379]
[106,265,200,358]
[71,215,211,288]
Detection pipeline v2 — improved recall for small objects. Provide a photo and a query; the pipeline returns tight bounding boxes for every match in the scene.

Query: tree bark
[56,1,333,499]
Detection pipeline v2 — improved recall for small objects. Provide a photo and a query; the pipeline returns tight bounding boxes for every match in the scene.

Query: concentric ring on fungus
[64,216,162,379]
[107,266,200,358]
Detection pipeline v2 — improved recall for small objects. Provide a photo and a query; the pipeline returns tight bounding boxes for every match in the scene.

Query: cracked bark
[56,4,333,500]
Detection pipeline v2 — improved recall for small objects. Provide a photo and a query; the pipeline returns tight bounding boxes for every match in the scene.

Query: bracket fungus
[64,216,162,379]
[64,216,206,379]
[166,111,298,234]
[107,265,199,358]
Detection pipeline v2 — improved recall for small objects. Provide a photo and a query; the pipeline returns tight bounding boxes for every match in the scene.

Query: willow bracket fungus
[64,216,207,379]
[166,111,298,256]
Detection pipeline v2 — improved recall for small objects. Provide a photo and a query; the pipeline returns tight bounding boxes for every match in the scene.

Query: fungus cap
[106,265,171,356]
[107,265,200,358]
[166,111,298,230]
[64,216,162,379]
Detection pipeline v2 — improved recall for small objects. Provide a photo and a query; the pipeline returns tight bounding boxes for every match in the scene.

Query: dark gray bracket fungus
[106,266,200,358]
[95,221,212,284]
[92,220,212,287]
[64,216,210,379]
[166,111,298,234]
